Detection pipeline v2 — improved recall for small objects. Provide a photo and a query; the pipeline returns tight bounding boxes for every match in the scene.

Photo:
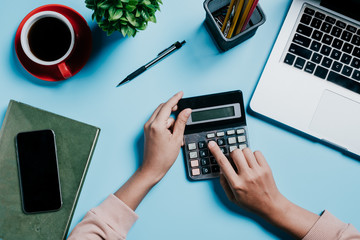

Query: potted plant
[85,0,162,37]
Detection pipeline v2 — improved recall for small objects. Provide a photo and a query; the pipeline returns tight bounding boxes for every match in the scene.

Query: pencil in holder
[203,0,266,52]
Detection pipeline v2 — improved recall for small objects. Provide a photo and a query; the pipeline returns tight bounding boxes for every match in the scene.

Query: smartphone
[16,129,62,214]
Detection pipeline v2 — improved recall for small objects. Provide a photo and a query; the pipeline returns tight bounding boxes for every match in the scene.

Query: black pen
[116,40,186,87]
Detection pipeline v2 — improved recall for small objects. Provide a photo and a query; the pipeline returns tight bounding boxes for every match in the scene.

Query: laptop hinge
[320,0,360,21]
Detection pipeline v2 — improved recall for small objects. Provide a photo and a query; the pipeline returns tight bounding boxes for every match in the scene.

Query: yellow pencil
[227,0,245,38]
[234,0,255,35]
[221,0,237,33]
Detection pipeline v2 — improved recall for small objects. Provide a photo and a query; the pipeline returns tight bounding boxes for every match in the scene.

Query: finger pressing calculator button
[190,160,199,167]
[202,167,211,174]
[228,137,237,145]
[188,143,197,150]
[189,151,198,159]
[236,129,245,135]
[198,141,206,149]
[229,145,238,152]
[200,158,210,166]
[192,168,201,176]
[216,132,225,137]
[212,165,220,173]
[207,133,215,138]
[199,150,209,158]
[217,138,225,146]
[239,144,247,150]
[237,135,246,143]
[220,147,227,154]
[227,130,235,135]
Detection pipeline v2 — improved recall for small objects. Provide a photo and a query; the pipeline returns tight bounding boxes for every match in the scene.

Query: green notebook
[0,100,100,240]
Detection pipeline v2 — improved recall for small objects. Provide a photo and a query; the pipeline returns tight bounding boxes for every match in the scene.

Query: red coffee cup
[15,5,92,81]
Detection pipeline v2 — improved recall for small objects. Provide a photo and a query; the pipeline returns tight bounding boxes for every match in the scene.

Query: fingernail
[184,108,191,117]
[208,141,216,147]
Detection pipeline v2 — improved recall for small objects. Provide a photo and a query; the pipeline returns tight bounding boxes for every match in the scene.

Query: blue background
[1,0,360,239]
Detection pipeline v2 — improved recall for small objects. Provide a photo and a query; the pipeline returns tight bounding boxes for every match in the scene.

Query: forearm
[264,194,320,239]
[114,168,159,211]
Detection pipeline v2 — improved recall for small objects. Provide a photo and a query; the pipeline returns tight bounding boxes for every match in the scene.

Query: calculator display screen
[187,103,241,125]
[191,106,235,122]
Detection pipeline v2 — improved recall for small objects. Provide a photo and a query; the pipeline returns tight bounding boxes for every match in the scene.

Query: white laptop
[250,0,360,156]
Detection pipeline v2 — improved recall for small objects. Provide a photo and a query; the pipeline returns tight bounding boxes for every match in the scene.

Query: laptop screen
[321,0,360,21]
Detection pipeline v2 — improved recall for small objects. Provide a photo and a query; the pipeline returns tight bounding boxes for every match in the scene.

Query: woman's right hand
[208,142,319,239]
[208,142,285,218]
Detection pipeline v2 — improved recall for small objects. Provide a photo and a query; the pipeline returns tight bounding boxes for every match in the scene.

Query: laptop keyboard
[284,4,360,94]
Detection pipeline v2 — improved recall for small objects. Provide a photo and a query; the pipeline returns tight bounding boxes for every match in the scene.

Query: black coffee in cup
[28,17,72,62]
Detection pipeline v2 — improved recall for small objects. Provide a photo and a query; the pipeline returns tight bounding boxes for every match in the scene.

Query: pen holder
[203,0,266,52]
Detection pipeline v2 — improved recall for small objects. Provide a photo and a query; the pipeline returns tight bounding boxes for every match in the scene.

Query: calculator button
[216,132,225,137]
[189,151,198,159]
[217,138,225,146]
[239,144,247,150]
[220,147,227,154]
[228,137,237,145]
[237,136,246,143]
[227,130,235,135]
[202,167,211,174]
[199,150,209,158]
[207,133,215,138]
[210,157,216,164]
[198,141,206,149]
[229,145,238,152]
[212,165,220,173]
[191,168,200,176]
[236,129,245,135]
[188,143,196,151]
[190,160,199,167]
[200,158,210,166]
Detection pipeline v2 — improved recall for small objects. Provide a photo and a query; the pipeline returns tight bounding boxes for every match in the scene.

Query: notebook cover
[0,100,100,240]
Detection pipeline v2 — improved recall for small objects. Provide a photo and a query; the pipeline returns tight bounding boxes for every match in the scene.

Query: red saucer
[15,4,92,81]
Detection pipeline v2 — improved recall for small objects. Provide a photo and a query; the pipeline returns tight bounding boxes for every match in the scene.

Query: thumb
[173,108,191,139]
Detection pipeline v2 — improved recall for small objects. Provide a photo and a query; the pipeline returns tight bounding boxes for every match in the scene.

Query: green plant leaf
[109,8,123,21]
[138,22,147,30]
[135,9,141,17]
[121,0,130,3]
[125,4,137,12]
[125,12,136,24]
[142,0,151,6]
[121,26,128,36]
[140,9,149,20]
[116,0,123,8]
[98,1,112,9]
[149,15,156,23]
[127,26,136,36]
[120,16,128,22]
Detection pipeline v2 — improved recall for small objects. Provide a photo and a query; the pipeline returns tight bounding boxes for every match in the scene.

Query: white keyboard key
[190,160,199,167]
[188,143,196,150]
[207,133,215,138]
[227,130,235,135]
[236,129,245,135]
[189,151,198,159]
[192,168,200,176]
[229,145,238,152]
[237,135,246,143]
[216,131,225,137]
[239,144,247,150]
[228,137,237,144]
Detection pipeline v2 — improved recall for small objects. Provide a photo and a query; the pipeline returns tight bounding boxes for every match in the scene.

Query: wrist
[136,167,164,187]
[262,192,292,226]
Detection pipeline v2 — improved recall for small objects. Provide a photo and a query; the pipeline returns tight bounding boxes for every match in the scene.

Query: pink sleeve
[67,194,138,240]
[303,210,360,240]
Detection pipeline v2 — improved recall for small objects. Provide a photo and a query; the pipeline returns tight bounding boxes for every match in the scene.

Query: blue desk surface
[2,0,360,239]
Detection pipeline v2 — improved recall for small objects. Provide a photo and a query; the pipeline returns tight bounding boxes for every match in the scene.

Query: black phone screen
[16,129,62,213]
